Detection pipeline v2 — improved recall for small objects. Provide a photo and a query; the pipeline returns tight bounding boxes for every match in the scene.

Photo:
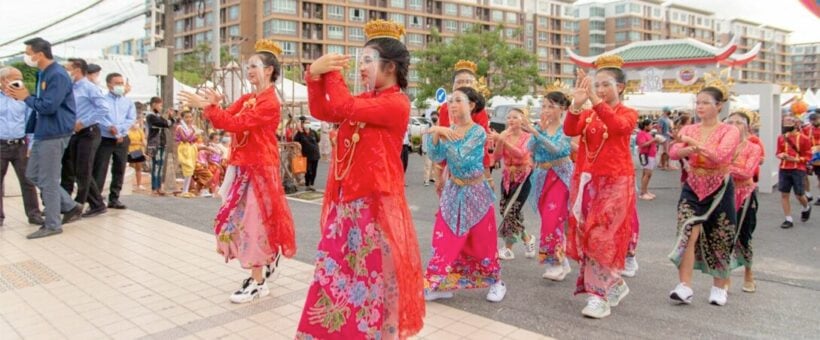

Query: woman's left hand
[586,76,602,106]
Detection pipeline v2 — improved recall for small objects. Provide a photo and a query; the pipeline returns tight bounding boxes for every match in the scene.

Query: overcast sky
[0,0,817,60]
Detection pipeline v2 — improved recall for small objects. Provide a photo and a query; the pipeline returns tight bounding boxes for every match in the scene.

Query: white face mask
[24,54,37,68]
[112,85,125,96]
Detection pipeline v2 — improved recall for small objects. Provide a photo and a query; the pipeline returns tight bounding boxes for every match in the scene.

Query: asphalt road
[124,153,820,339]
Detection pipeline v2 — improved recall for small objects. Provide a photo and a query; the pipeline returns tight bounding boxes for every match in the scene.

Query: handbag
[291,155,307,174]
[127,150,146,163]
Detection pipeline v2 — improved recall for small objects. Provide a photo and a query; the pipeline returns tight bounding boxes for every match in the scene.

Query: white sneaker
[542,263,568,281]
[424,290,454,301]
[486,281,507,302]
[709,286,728,306]
[524,237,537,259]
[498,247,515,260]
[265,252,282,281]
[581,296,611,319]
[201,191,213,197]
[669,282,693,304]
[621,256,639,277]
[229,278,269,304]
[607,281,630,307]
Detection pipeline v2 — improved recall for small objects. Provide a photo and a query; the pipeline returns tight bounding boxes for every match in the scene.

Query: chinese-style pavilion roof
[566,35,761,68]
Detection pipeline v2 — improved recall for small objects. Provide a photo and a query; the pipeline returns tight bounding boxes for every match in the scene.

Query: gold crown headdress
[733,108,760,130]
[364,19,405,41]
[454,60,478,74]
[255,39,282,56]
[702,68,735,102]
[594,54,624,70]
[545,79,570,94]
[475,76,491,98]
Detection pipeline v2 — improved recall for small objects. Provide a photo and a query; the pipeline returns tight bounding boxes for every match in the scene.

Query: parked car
[489,104,540,132]
[408,116,431,138]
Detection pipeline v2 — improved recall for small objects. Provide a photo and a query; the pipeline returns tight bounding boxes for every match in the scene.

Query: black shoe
[28,215,45,225]
[27,226,63,239]
[801,205,811,222]
[808,195,815,203]
[62,206,83,224]
[815,199,820,206]
[781,220,794,229]
[82,206,108,218]
[108,201,127,209]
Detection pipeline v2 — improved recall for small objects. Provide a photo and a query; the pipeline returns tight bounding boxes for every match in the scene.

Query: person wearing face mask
[802,112,820,206]
[423,86,507,304]
[60,58,109,218]
[0,66,43,227]
[668,81,741,307]
[777,116,812,228]
[297,20,425,338]
[93,72,135,210]
[144,97,175,195]
[563,55,638,318]
[6,38,83,239]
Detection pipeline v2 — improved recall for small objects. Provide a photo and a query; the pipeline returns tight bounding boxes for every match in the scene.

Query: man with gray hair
[0,66,43,227]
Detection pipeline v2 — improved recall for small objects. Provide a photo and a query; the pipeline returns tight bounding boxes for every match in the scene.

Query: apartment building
[524,0,579,89]
[716,18,791,83]
[576,0,666,53]
[102,38,148,62]
[663,3,715,44]
[791,42,820,90]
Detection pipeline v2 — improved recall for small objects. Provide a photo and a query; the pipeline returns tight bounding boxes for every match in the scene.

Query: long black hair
[364,37,410,90]
[546,91,571,109]
[454,86,485,114]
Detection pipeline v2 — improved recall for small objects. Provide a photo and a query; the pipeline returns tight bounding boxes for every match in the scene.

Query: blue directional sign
[435,87,447,104]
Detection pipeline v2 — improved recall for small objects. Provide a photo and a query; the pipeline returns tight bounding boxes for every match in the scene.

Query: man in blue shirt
[0,66,43,227]
[6,37,82,239]
[61,58,109,217]
[93,72,135,209]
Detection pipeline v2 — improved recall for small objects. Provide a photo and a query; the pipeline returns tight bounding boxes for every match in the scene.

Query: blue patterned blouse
[527,124,574,213]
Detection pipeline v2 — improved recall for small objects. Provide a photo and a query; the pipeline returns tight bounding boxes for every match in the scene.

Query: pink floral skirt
[536,171,569,266]
[424,206,501,292]
[215,174,277,269]
[296,198,399,340]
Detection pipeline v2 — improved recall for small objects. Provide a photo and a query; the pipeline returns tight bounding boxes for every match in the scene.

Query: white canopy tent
[86,56,195,105]
[622,92,695,112]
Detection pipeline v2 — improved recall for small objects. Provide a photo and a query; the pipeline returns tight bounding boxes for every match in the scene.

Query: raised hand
[572,71,590,111]
[178,91,210,109]
[201,88,224,106]
[586,76,602,106]
[309,53,351,76]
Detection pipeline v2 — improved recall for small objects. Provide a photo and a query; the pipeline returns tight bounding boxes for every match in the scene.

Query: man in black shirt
[294,116,321,191]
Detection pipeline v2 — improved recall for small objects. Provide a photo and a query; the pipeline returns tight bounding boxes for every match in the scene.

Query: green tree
[413,25,543,101]
[10,62,38,93]
[174,43,236,86]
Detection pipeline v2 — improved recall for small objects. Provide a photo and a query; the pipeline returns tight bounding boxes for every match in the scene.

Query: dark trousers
[61,125,103,206]
[401,144,411,173]
[93,136,130,204]
[149,146,166,191]
[305,159,319,187]
[0,141,41,221]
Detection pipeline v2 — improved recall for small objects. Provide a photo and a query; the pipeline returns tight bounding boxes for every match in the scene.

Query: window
[506,12,517,24]
[461,22,473,33]
[615,4,625,14]
[328,25,344,39]
[538,62,547,72]
[349,27,365,41]
[390,0,404,8]
[538,16,548,26]
[349,8,365,22]
[460,5,473,18]
[175,20,184,32]
[673,12,679,21]
[505,28,515,38]
[327,45,345,54]
[227,5,239,21]
[389,13,405,25]
[409,0,422,10]
[328,5,344,20]
[653,8,660,17]
[615,32,627,42]
[492,10,503,22]
[590,34,605,44]
[264,0,296,15]
[409,69,419,82]
[263,19,297,36]
[590,21,605,31]
[526,24,533,35]
[227,25,240,39]
[444,3,457,15]
[697,17,702,25]
[537,47,547,57]
[527,38,533,49]
[280,41,296,56]
[175,37,183,49]
[538,32,547,41]
[590,47,604,55]
[615,17,628,29]
[408,16,423,29]
[408,33,424,45]
[590,7,604,17]
[506,0,518,6]
[630,4,640,13]
[444,20,457,32]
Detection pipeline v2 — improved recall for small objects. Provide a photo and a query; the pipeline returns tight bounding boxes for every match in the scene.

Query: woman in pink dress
[489,109,534,260]
[668,84,740,307]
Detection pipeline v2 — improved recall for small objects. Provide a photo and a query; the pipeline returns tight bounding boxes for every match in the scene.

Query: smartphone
[9,80,23,89]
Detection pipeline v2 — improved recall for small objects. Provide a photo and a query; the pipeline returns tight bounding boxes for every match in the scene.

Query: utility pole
[211,0,220,70]
[161,0,175,108]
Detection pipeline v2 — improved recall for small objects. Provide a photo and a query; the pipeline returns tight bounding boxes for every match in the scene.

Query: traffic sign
[435,87,447,104]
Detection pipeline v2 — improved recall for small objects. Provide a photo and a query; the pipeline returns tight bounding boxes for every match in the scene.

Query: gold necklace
[333,120,366,180]
[581,112,608,164]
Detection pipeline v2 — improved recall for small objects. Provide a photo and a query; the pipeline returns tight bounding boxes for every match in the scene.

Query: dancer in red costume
[179,39,296,304]
[296,19,424,339]
[564,54,638,319]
